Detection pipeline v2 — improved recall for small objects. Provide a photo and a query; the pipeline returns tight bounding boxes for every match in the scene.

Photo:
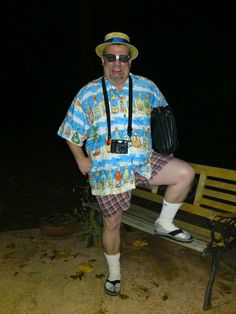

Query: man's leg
[95,192,131,295]
[103,210,123,295]
[151,157,195,242]
[102,210,123,254]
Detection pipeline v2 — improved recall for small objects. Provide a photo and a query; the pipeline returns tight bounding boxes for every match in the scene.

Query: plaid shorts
[95,152,172,217]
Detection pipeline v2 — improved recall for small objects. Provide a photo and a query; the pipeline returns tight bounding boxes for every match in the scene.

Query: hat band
[105,37,130,44]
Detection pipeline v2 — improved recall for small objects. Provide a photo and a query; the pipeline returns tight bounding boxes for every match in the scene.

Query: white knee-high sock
[155,199,182,231]
[104,252,121,281]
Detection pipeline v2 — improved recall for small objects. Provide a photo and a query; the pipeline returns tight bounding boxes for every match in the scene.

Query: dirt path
[0,226,235,314]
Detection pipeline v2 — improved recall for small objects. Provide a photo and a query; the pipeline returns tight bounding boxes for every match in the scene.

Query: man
[57,32,195,296]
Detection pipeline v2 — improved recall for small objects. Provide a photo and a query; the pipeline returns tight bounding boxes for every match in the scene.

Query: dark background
[1,1,235,231]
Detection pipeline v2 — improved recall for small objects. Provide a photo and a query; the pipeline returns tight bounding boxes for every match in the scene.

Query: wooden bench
[81,163,236,311]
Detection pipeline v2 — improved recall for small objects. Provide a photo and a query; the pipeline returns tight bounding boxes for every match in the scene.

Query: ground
[0,225,236,314]
[1,131,236,313]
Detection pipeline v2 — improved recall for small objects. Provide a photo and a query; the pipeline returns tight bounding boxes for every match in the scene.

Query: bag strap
[102,76,133,140]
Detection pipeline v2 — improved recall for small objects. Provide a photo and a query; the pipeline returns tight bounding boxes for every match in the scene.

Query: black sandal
[155,228,193,243]
[104,279,121,296]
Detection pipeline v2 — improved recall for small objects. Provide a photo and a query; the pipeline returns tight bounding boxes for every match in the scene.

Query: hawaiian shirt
[57,73,168,196]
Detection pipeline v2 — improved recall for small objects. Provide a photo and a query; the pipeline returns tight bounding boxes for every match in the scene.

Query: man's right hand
[77,157,92,175]
[66,140,92,176]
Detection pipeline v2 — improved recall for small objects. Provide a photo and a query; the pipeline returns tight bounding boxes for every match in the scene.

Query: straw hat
[95,32,139,60]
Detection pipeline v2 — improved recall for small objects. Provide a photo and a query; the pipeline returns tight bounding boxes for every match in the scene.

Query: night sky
[2,1,236,169]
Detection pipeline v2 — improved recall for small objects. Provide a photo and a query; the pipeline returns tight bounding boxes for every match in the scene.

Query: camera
[110,139,128,154]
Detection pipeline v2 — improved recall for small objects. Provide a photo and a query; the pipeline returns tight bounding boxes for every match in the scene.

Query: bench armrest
[209,213,236,248]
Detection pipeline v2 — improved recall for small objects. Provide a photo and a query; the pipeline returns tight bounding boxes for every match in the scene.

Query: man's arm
[66,140,92,176]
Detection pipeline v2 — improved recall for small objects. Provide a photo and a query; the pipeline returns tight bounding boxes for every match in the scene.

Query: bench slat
[122,212,208,253]
[191,163,236,180]
[201,188,236,204]
[180,203,217,219]
[126,203,214,241]
[197,198,236,213]
[205,179,236,192]
[194,173,207,205]
[132,189,219,219]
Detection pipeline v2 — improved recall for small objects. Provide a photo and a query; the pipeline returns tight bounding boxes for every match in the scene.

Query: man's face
[102,45,132,87]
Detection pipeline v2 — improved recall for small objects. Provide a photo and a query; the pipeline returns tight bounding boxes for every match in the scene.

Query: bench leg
[203,247,222,311]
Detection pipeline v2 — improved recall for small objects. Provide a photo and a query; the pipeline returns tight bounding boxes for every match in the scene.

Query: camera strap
[102,75,133,143]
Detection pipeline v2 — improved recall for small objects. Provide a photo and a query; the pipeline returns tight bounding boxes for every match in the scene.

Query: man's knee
[103,211,122,232]
[175,161,195,183]
[183,164,195,183]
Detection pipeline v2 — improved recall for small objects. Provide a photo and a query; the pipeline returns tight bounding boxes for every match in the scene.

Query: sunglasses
[103,54,131,63]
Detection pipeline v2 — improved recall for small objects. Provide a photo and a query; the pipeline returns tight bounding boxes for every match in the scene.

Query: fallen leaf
[56,249,72,259]
[132,239,148,250]
[76,262,94,273]
[31,238,42,245]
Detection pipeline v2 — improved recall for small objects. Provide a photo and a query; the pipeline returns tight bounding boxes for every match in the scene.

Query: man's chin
[110,74,125,84]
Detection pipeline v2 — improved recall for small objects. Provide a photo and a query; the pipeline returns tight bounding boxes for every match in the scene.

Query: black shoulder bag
[151,105,179,155]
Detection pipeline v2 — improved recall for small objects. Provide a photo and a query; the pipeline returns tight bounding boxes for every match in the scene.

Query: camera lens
[121,145,127,152]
